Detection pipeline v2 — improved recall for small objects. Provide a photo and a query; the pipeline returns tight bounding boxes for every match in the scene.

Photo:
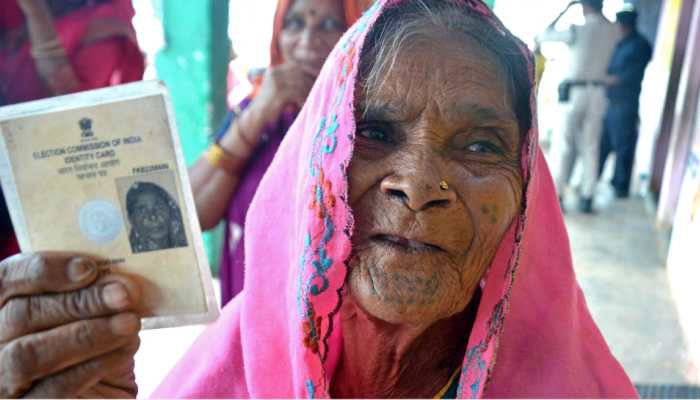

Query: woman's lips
[372,234,443,253]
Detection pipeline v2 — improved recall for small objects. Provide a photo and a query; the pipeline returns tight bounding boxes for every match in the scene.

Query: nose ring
[439,180,449,191]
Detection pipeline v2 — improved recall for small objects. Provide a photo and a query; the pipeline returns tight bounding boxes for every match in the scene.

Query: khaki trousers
[552,85,608,199]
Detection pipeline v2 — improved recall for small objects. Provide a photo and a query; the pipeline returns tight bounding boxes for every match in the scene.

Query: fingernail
[102,283,130,309]
[68,258,95,282]
[110,313,140,336]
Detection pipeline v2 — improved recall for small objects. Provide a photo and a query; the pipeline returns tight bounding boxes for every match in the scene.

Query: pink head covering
[153,0,637,397]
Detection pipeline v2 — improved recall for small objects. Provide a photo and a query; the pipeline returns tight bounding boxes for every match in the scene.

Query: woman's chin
[144,229,168,240]
[348,262,463,326]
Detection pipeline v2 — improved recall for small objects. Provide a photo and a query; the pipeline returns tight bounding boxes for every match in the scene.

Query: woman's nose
[380,173,456,212]
[299,27,321,50]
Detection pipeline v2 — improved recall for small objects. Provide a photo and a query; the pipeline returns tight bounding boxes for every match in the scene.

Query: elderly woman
[0,0,637,397]
[190,0,369,305]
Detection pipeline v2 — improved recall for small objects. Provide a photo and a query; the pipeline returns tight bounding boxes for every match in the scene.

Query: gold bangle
[204,144,243,175]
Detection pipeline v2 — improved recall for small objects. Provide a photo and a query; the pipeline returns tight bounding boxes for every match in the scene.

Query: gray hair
[357,0,532,137]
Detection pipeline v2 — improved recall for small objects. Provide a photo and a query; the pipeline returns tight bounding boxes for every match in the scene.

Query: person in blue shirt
[599,10,652,198]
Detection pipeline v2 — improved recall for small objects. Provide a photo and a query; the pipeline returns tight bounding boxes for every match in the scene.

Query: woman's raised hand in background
[248,61,318,128]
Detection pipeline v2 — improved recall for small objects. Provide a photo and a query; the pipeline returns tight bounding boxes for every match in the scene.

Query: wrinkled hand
[250,61,318,125]
[0,253,142,398]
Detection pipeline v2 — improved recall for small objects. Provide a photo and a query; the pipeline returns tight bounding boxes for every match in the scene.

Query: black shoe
[559,196,565,213]
[578,197,594,214]
[614,188,629,199]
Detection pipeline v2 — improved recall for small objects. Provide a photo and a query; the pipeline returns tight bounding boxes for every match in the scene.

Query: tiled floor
[134,193,699,397]
[635,383,700,399]
[564,190,698,385]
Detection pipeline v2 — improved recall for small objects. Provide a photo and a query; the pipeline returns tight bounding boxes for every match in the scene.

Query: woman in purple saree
[189,0,369,305]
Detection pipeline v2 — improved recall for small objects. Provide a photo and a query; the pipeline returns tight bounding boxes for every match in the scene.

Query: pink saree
[153,0,637,397]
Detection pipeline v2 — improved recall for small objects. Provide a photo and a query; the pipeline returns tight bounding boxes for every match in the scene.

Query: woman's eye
[320,18,343,32]
[283,17,304,31]
[357,126,392,143]
[466,141,503,155]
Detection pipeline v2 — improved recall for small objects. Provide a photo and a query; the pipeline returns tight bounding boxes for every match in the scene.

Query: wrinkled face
[130,192,170,240]
[348,38,524,325]
[279,0,346,73]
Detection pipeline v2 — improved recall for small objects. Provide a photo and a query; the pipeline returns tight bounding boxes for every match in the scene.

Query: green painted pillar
[484,0,496,8]
[155,0,230,275]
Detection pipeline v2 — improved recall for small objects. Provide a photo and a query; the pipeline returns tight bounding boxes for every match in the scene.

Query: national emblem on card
[79,117,94,139]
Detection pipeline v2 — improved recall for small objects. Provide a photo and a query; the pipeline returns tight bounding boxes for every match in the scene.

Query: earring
[439,180,449,191]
